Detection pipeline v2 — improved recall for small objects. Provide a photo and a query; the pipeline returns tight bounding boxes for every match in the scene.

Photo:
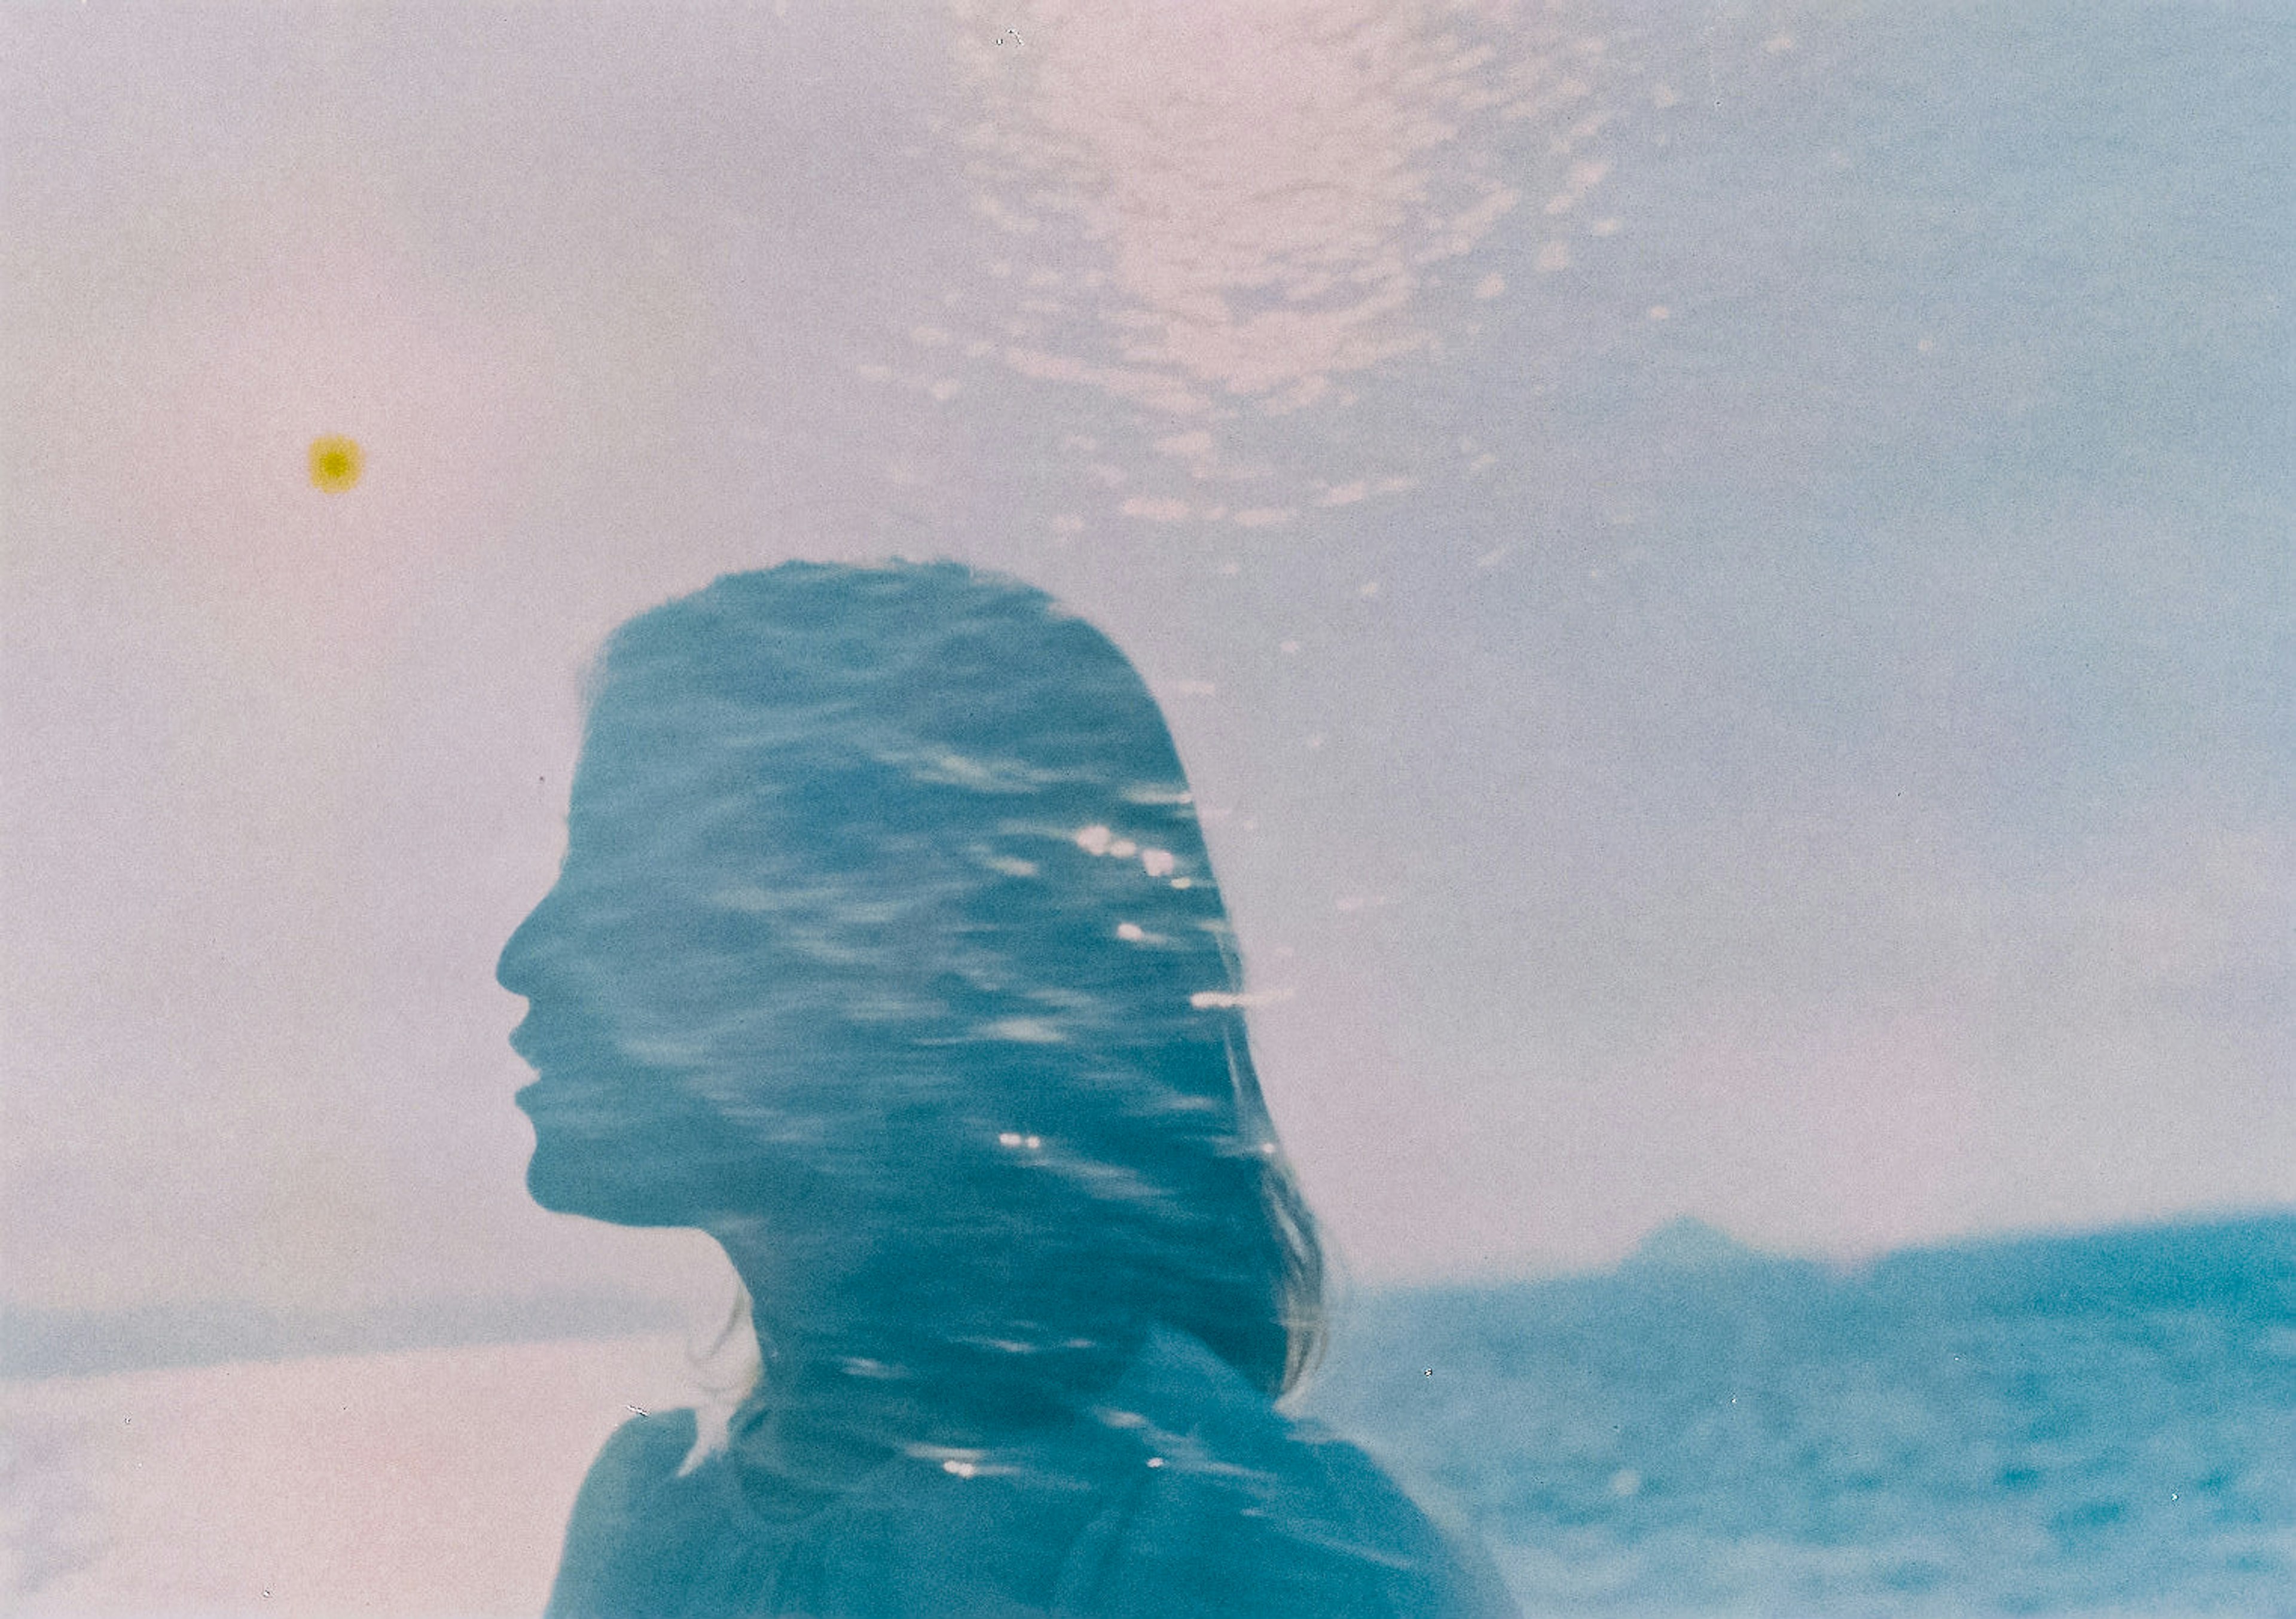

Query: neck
[707,1219,1134,1494]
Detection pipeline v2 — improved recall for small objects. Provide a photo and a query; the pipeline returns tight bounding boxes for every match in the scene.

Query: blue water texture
[1308,1214,2296,1617]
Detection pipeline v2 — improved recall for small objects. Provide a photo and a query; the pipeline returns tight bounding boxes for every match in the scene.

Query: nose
[496,889,559,998]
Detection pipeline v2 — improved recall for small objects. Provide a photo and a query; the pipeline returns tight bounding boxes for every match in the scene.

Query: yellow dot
[309,436,363,492]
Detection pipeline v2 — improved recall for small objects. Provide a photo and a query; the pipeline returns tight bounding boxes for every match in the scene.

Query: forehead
[565,679,778,851]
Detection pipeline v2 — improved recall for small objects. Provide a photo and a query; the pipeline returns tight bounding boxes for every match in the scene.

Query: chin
[525,1138,689,1227]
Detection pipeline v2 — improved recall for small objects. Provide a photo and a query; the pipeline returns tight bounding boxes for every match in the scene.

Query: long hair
[586,561,1326,1397]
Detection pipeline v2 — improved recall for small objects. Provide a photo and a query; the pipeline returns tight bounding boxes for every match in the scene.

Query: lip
[512,1055,615,1118]
[509,1010,588,1074]
[508,1017,579,1114]
[514,1074,603,1125]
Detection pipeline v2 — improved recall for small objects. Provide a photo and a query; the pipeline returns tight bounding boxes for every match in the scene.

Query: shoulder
[582,1406,701,1479]
[1061,1331,1517,1618]
[563,1408,703,1530]
[546,1409,718,1619]
[1298,1425,1518,1618]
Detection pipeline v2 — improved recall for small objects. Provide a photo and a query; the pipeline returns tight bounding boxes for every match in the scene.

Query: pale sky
[4,0,2289,1318]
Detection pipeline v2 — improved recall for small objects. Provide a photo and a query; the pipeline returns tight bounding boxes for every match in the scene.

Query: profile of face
[497,698,773,1228]
[493,563,1311,1388]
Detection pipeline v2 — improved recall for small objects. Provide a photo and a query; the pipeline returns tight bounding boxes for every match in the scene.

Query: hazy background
[4,0,2289,1332]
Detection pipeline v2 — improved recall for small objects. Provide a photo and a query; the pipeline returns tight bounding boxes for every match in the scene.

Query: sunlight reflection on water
[939,0,1644,469]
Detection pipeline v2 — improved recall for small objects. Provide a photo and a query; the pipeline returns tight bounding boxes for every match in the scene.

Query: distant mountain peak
[1623,1215,1765,1272]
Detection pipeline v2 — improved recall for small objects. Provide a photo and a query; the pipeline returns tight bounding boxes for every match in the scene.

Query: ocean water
[2,6,2287,1612]
[1309,1217,2296,1616]
[4,1217,2290,1614]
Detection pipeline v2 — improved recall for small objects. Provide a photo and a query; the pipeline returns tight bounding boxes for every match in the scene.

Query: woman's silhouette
[499,563,1515,1617]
